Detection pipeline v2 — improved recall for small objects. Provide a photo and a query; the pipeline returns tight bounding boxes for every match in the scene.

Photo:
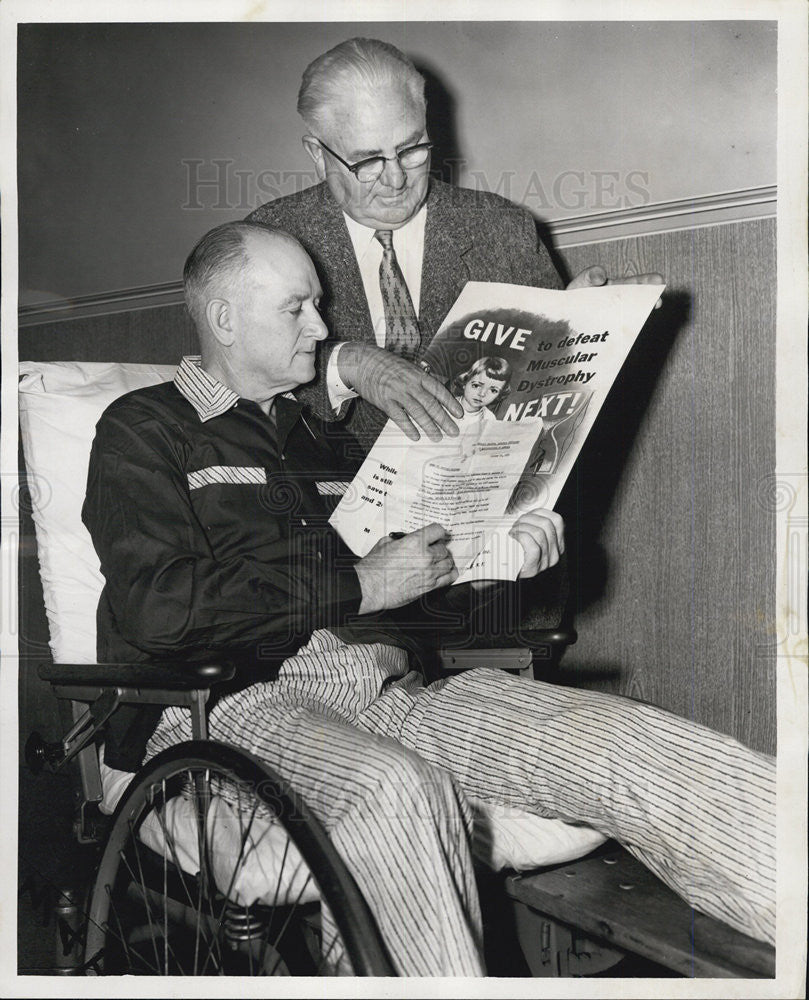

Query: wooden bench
[505,841,775,978]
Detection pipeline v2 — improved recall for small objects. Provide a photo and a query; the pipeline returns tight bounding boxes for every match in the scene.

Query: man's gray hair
[297,37,426,136]
[183,221,299,331]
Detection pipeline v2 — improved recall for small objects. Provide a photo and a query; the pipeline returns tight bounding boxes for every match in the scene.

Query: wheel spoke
[218,788,262,910]
[119,831,187,973]
[83,745,391,976]
[148,782,220,971]
[267,869,317,964]
[205,781,263,946]
[317,923,344,975]
[120,816,163,972]
[105,880,149,973]
[195,768,229,971]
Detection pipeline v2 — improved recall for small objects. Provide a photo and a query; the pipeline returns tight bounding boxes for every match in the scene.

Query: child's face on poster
[461,374,505,412]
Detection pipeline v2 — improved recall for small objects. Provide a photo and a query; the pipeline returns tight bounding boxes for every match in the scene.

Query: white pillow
[137,791,321,908]
[138,793,604,905]
[19,361,176,663]
[468,797,606,870]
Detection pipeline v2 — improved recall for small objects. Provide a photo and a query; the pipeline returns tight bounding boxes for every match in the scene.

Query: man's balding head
[297,37,425,138]
[183,223,327,407]
[183,221,301,335]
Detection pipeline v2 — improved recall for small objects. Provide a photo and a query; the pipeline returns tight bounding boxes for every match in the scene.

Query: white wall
[17,20,776,305]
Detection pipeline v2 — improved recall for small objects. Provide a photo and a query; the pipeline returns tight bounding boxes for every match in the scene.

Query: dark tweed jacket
[247,179,564,450]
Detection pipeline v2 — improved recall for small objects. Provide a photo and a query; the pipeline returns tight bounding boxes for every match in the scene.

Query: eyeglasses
[316,138,433,183]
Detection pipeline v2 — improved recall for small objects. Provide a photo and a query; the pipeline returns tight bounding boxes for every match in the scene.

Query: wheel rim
[84,742,393,976]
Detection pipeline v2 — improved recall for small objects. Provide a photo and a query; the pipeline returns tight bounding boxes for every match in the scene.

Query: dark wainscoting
[558,219,776,754]
[19,301,197,363]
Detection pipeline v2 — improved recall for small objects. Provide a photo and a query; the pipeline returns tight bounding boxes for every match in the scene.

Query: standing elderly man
[246,36,660,452]
[83,222,774,977]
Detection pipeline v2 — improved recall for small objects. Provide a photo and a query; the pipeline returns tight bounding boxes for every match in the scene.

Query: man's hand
[337,342,463,441]
[567,265,665,309]
[354,524,458,614]
[509,509,565,578]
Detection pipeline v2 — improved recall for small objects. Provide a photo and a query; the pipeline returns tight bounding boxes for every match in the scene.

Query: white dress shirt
[326,206,427,407]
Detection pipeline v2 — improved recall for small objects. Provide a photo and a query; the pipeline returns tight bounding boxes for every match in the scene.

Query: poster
[330,281,663,581]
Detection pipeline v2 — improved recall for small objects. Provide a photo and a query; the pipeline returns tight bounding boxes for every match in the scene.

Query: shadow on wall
[419,58,570,285]
[396,58,694,628]
[556,290,693,615]
[418,61,463,186]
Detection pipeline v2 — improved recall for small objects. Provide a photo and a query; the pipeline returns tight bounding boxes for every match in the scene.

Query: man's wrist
[327,342,358,409]
[353,559,383,616]
[335,340,364,391]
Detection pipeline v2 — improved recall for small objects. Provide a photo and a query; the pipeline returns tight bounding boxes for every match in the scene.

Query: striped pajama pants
[146,628,775,976]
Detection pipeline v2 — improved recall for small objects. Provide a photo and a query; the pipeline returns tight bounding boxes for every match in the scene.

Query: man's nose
[379,155,407,189]
[308,312,329,340]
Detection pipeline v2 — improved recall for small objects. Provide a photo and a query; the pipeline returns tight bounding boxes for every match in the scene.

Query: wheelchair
[26,658,395,976]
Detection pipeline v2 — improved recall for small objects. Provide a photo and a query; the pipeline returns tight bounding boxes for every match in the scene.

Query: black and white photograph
[1,1,806,995]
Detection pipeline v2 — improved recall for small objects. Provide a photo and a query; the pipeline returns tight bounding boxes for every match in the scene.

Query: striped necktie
[374,229,421,361]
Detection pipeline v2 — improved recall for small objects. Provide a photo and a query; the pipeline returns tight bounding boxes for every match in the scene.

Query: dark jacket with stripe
[82,377,477,768]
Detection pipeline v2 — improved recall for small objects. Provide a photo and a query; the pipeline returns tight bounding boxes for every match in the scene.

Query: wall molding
[18,185,776,328]
[551,184,776,248]
[18,280,186,328]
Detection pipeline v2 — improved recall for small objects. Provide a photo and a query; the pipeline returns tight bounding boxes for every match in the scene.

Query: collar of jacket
[302,180,477,347]
[174,355,308,451]
[419,178,476,340]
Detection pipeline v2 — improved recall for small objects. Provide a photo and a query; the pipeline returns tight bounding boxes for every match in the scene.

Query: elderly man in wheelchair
[21,220,775,978]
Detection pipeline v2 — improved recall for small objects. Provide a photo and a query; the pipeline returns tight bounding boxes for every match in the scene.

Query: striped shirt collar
[174,356,240,422]
[174,356,298,423]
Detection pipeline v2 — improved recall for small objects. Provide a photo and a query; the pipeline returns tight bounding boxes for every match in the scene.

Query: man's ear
[302,136,327,180]
[206,299,235,347]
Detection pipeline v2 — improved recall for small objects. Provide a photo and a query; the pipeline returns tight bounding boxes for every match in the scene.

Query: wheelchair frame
[27,658,396,976]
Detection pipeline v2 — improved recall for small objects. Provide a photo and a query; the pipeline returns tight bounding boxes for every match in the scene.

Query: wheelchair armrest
[437,626,577,652]
[519,627,577,649]
[27,660,237,775]
[36,660,236,690]
[436,628,577,677]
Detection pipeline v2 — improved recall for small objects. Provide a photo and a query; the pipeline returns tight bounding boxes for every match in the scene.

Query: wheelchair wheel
[83,741,394,976]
